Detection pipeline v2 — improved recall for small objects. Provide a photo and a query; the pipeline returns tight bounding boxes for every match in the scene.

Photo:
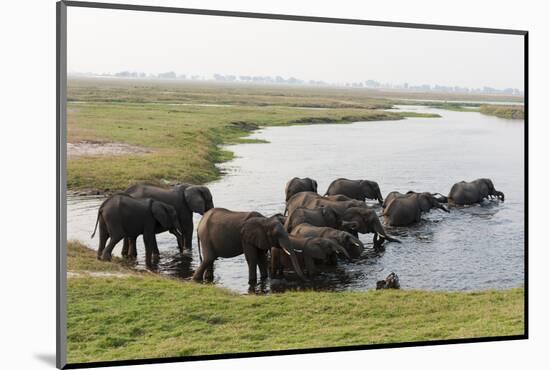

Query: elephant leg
[304,254,316,276]
[204,261,215,282]
[121,238,129,257]
[257,250,269,281]
[244,246,259,286]
[101,234,123,261]
[143,232,159,267]
[271,248,280,277]
[97,219,109,260]
[179,218,193,251]
[183,228,193,251]
[128,237,138,258]
[193,257,215,282]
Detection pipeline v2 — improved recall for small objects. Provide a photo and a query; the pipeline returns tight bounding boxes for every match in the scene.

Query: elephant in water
[124,183,214,255]
[325,178,384,204]
[448,178,505,205]
[271,236,350,277]
[383,191,448,209]
[286,191,366,218]
[290,224,365,259]
[194,208,306,285]
[91,194,183,266]
[284,206,341,232]
[340,206,401,244]
[383,192,449,226]
[285,177,318,203]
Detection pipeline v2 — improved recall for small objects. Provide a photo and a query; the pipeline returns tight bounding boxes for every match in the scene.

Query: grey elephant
[340,206,401,243]
[383,192,449,226]
[194,208,306,285]
[91,194,183,266]
[124,183,213,255]
[271,236,351,277]
[448,178,505,205]
[290,224,365,259]
[284,177,318,215]
[286,191,366,217]
[325,178,384,204]
[284,206,341,232]
[383,191,448,209]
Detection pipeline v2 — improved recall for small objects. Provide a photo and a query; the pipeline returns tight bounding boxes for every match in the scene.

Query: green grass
[479,105,524,119]
[67,79,438,192]
[67,241,524,364]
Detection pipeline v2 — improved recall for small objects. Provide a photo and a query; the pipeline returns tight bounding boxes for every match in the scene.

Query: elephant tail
[197,233,203,263]
[90,210,101,239]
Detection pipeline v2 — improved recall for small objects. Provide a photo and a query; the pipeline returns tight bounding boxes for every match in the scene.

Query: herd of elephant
[91,177,505,287]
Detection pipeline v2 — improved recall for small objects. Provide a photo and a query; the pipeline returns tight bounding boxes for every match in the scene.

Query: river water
[67,105,525,294]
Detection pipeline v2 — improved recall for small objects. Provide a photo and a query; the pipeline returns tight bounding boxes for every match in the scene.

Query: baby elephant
[290,224,365,259]
[91,194,183,266]
[383,192,449,226]
[448,178,504,205]
[271,236,350,277]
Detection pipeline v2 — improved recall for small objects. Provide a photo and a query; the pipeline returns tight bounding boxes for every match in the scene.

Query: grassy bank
[67,79,439,192]
[67,241,524,364]
[479,104,525,119]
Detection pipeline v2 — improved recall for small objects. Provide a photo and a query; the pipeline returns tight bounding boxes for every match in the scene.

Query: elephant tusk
[281,246,291,256]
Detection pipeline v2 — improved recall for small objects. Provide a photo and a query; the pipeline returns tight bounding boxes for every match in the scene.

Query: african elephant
[271,236,351,277]
[91,194,183,266]
[383,191,448,209]
[383,192,449,226]
[286,191,366,217]
[284,177,318,215]
[290,224,365,259]
[194,208,306,285]
[340,207,401,243]
[325,178,384,204]
[124,183,214,254]
[285,177,318,202]
[448,178,505,205]
[284,206,341,232]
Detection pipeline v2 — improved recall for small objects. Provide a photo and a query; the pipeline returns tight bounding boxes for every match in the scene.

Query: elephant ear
[241,219,270,250]
[184,186,207,214]
[478,180,491,197]
[152,201,171,229]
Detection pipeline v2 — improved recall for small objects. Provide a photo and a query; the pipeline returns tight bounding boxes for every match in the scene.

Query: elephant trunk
[377,190,384,205]
[335,245,351,261]
[437,203,450,213]
[279,236,307,281]
[432,193,448,204]
[373,218,401,243]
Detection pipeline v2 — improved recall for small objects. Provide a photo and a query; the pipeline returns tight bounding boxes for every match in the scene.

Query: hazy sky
[68,7,524,89]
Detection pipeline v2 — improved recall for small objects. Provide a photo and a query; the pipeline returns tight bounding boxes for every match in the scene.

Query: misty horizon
[68,7,524,91]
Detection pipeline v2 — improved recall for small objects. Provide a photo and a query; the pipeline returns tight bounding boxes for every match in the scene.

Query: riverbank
[67,241,524,364]
[67,79,440,193]
[479,105,525,119]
